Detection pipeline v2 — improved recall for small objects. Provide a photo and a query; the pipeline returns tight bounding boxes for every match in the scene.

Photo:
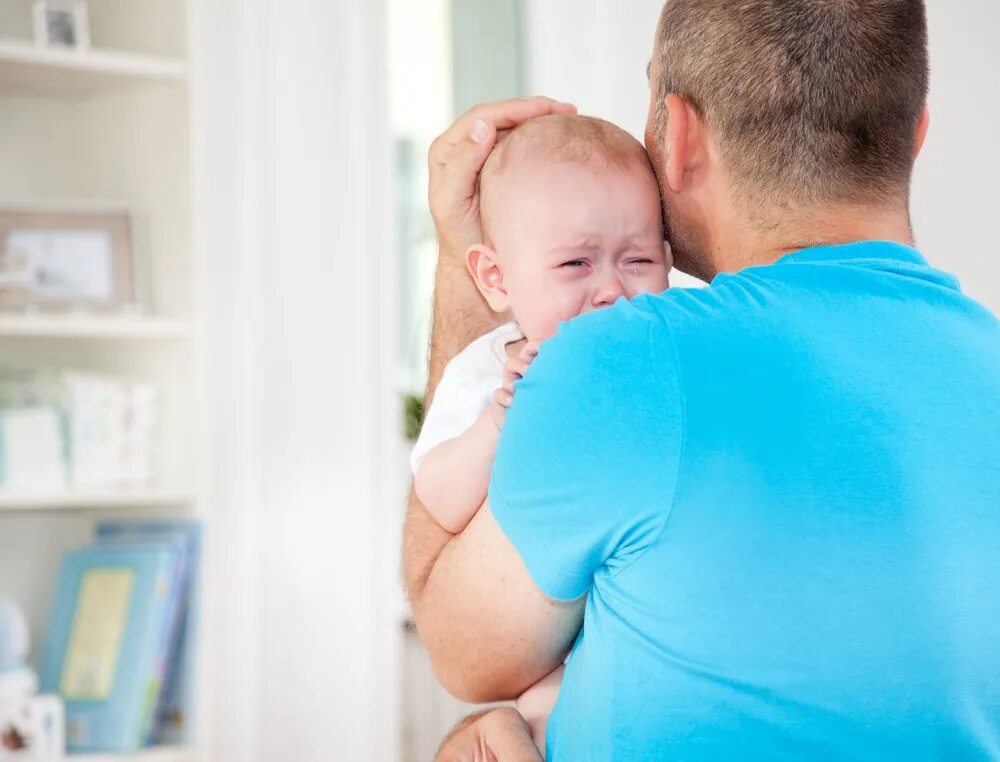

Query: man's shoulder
[553,286,740,350]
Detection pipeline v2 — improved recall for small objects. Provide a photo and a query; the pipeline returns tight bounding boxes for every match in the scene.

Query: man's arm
[404,97,584,703]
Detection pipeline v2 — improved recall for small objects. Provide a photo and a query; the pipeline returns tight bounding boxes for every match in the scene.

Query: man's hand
[428,97,576,265]
[435,708,542,762]
[424,97,575,418]
[493,340,541,428]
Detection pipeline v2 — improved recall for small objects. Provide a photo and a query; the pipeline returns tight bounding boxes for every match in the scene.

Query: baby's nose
[593,275,626,307]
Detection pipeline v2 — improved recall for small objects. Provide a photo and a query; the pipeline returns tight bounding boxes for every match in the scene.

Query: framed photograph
[32,1,90,51]
[0,205,138,314]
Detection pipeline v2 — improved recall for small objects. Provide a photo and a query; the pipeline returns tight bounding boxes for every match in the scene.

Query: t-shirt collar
[774,240,928,267]
[712,239,961,293]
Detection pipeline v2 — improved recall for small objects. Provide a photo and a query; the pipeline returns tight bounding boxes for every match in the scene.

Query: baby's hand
[492,340,541,429]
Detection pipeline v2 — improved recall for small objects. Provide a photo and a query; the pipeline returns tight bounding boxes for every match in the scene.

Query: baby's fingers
[494,387,514,408]
[519,341,541,365]
[503,361,528,387]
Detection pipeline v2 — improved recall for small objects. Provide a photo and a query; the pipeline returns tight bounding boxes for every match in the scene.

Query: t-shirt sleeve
[488,300,684,601]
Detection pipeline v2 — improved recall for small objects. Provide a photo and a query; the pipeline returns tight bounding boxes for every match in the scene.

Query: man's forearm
[406,250,498,599]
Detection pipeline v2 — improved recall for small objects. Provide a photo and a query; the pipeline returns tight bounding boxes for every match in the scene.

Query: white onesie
[410,321,524,475]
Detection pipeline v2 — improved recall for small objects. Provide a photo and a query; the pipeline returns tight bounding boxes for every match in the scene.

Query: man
[406,1,1000,759]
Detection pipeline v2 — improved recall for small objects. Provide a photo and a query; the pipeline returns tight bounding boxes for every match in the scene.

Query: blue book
[39,542,181,753]
[95,520,201,746]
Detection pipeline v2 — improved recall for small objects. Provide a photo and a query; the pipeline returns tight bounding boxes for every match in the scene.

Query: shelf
[0,314,191,340]
[0,38,188,94]
[70,747,197,762]
[0,488,194,513]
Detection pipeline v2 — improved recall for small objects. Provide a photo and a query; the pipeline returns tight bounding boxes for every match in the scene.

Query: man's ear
[663,93,707,193]
[914,105,930,158]
[466,244,509,313]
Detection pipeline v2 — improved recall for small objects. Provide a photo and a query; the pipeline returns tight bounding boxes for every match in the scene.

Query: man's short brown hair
[654,0,929,208]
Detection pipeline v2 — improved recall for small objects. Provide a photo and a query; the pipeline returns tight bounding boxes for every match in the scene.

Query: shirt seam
[604,312,687,581]
[489,479,591,597]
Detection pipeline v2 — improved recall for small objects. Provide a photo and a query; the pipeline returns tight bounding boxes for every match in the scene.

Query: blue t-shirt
[489,241,1000,761]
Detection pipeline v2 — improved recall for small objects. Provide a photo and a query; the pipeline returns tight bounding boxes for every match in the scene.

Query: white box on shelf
[64,373,158,489]
[0,407,66,491]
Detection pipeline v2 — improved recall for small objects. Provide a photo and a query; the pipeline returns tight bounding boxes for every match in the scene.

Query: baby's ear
[466,243,509,313]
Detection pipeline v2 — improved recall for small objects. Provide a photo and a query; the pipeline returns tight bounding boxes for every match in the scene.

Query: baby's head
[468,114,671,341]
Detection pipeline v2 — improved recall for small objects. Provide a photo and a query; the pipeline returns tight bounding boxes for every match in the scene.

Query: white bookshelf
[0,1,200,759]
[0,314,190,340]
[0,488,194,512]
[0,37,187,93]
[72,748,197,762]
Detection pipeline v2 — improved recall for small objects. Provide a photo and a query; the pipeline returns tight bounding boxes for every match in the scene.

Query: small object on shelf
[0,205,139,315]
[0,407,66,492]
[0,597,65,760]
[0,368,158,492]
[38,543,182,753]
[0,597,30,676]
[32,1,90,51]
[0,694,65,760]
[64,372,158,489]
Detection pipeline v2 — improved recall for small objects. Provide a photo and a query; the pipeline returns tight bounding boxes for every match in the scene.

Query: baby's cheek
[627,271,670,298]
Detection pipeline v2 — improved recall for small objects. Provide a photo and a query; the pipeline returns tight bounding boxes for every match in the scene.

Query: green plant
[403,394,425,441]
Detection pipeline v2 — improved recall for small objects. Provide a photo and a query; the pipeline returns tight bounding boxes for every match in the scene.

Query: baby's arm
[414,340,539,534]
[516,664,564,759]
[413,405,501,533]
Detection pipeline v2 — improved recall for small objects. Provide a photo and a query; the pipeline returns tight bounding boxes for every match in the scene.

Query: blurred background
[0,1,995,761]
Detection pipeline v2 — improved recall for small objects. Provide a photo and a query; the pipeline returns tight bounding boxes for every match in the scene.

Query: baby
[410,114,671,754]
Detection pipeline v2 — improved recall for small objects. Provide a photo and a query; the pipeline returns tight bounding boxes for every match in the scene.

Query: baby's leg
[515,665,564,759]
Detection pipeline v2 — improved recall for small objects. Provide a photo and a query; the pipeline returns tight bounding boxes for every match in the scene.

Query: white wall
[912,0,1000,313]
[523,0,662,142]
[524,0,1000,310]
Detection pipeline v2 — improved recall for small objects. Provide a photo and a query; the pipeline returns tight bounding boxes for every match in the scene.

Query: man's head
[469,114,671,341]
[644,0,930,280]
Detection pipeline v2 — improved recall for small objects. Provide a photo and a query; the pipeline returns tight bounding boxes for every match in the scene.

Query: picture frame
[32,1,90,51]
[0,205,139,314]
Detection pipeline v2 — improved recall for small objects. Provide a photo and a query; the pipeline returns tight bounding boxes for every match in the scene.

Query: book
[38,542,181,753]
[95,520,201,745]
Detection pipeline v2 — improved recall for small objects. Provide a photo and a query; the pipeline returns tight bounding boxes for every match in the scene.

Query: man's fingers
[432,118,498,200]
[430,97,576,167]
[435,709,540,762]
[482,708,543,762]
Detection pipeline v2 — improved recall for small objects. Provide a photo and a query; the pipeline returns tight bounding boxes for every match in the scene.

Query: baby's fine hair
[479,114,654,243]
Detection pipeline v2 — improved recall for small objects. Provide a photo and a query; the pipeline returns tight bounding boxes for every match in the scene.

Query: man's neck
[710,201,915,277]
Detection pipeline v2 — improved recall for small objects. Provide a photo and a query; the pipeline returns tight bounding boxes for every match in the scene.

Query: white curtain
[190,1,400,760]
